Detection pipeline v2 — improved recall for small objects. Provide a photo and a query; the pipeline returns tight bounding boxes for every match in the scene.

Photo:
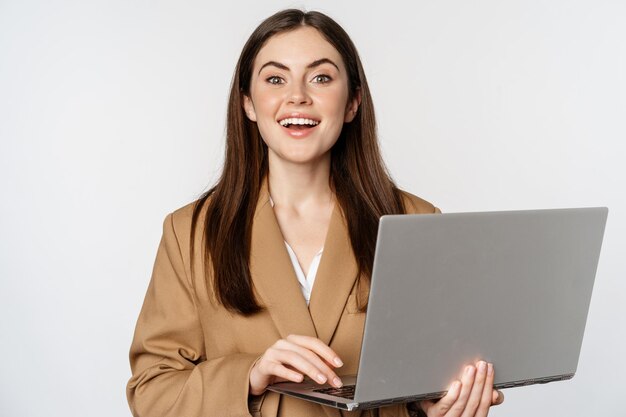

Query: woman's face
[243,26,360,167]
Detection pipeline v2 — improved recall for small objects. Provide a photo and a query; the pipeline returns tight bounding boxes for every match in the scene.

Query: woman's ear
[344,88,362,123]
[242,95,257,122]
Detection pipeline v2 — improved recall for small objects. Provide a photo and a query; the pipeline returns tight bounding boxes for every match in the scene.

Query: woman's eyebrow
[257,58,340,75]
[307,58,339,71]
[258,61,288,75]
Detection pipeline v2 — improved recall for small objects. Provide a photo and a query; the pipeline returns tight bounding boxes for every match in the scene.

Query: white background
[1,1,624,416]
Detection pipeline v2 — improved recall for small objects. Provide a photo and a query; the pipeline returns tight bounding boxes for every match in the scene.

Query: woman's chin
[270,150,332,168]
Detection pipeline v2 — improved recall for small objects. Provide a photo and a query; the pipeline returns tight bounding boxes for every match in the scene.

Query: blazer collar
[308,202,359,345]
[249,181,316,338]
[249,179,359,345]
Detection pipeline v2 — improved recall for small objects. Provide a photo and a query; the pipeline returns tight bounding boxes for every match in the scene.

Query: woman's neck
[267,154,334,212]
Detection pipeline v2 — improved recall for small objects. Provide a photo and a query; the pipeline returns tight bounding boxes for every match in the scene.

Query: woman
[127,9,504,417]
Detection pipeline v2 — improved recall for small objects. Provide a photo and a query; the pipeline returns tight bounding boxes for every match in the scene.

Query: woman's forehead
[254,26,344,71]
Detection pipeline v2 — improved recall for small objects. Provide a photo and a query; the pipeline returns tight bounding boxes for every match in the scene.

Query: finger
[491,390,504,406]
[276,340,342,387]
[265,348,330,386]
[285,335,344,368]
[266,361,304,383]
[461,361,488,417]
[475,362,495,417]
[447,365,476,416]
[421,380,461,415]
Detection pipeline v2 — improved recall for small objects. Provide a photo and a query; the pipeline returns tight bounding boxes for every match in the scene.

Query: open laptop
[267,207,608,410]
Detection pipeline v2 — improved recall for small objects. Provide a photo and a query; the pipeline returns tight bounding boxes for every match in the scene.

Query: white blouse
[269,196,323,305]
[284,242,323,305]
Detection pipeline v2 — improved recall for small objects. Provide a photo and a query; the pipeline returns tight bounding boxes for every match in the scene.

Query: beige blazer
[127,181,440,417]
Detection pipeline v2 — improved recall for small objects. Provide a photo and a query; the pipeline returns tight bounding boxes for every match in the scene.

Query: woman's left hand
[420,361,504,417]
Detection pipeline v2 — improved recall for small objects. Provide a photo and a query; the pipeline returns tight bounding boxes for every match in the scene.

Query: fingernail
[487,363,494,376]
[478,361,486,373]
[317,374,327,384]
[334,357,343,367]
[465,365,475,376]
[333,377,343,387]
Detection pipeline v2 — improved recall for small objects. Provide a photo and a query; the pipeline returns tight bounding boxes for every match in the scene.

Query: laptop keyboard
[313,384,356,399]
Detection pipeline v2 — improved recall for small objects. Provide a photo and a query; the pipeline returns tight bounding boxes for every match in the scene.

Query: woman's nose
[287,82,311,105]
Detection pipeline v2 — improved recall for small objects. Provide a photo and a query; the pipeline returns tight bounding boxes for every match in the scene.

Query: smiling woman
[243,26,359,171]
[126,8,501,417]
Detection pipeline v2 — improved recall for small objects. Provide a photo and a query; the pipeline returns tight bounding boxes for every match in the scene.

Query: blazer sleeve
[126,213,259,417]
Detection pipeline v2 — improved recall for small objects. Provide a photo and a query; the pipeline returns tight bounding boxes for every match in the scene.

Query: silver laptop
[268,207,608,410]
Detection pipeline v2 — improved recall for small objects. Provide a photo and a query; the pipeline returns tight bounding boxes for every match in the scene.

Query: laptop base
[268,373,574,411]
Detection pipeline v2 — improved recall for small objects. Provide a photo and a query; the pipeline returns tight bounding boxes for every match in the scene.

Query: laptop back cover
[354,208,607,402]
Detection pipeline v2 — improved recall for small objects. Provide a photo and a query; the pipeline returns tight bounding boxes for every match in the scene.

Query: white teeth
[279,117,320,127]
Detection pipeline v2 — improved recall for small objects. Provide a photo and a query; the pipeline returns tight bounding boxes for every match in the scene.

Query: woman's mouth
[278,117,320,138]
[279,117,320,128]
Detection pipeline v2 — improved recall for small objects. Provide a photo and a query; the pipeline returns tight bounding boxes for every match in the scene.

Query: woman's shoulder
[163,196,212,241]
[398,189,441,214]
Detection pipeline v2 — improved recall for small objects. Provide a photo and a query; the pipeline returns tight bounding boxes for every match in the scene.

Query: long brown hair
[190,9,406,315]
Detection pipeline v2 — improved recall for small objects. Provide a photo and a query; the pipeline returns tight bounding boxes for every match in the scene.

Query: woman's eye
[313,74,332,84]
[266,76,283,85]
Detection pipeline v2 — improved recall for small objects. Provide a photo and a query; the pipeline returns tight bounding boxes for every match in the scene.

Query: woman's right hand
[249,334,345,396]
[420,361,504,417]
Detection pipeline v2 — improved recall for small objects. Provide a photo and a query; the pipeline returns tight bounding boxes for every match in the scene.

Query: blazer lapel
[308,204,359,346]
[249,182,317,339]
